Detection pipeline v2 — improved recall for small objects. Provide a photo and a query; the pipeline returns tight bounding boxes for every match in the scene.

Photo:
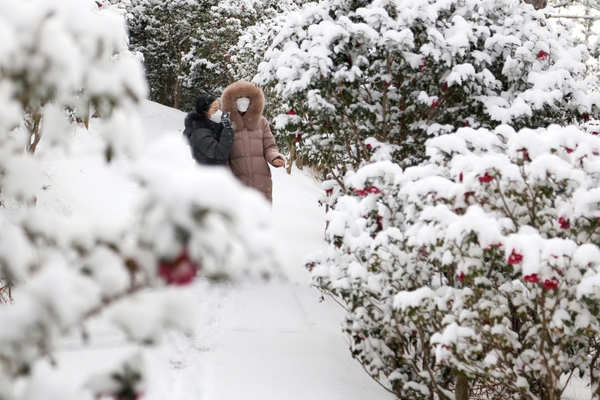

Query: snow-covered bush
[256,0,600,181]
[0,1,276,399]
[309,124,600,399]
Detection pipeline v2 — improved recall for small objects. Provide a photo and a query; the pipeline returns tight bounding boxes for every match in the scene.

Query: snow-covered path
[139,101,395,399]
[46,101,396,400]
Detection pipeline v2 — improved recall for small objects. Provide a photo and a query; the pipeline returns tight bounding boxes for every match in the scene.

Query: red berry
[459,172,463,182]
[431,99,439,109]
[458,271,465,282]
[366,143,372,150]
[325,188,333,195]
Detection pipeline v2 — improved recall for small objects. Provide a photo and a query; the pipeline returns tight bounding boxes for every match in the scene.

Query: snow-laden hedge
[257,0,600,181]
[309,124,600,399]
[0,1,277,399]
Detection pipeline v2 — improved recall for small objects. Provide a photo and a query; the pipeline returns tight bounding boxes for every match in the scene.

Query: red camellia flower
[366,143,372,150]
[355,189,367,196]
[565,147,574,154]
[442,82,449,90]
[558,216,571,230]
[376,216,383,230]
[458,271,465,283]
[478,172,493,183]
[419,58,427,70]
[431,99,439,108]
[287,109,297,115]
[537,50,549,60]
[366,186,381,194]
[584,113,591,122]
[508,250,523,265]
[158,250,198,286]
[325,188,333,195]
[524,273,540,283]
[543,277,559,291]
[459,172,463,182]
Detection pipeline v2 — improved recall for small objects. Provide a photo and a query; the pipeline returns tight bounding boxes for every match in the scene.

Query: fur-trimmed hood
[221,81,265,132]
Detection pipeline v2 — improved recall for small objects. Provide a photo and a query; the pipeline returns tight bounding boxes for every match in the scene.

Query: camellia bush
[0,1,276,399]
[256,0,600,182]
[307,124,600,399]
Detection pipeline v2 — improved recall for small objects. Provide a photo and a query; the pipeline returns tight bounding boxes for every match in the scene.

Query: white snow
[40,100,395,400]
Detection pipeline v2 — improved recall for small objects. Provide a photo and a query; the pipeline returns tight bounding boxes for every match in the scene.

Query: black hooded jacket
[183,112,234,165]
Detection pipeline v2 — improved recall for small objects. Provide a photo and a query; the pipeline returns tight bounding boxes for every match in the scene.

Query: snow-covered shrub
[0,1,277,399]
[256,0,600,181]
[309,124,600,399]
[0,0,144,155]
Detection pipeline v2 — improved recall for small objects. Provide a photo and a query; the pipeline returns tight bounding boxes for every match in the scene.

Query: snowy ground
[36,100,396,400]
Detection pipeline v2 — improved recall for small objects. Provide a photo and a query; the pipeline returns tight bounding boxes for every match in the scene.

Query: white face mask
[236,97,251,112]
[209,109,223,123]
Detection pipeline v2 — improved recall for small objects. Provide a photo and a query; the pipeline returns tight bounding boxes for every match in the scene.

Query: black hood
[184,112,222,138]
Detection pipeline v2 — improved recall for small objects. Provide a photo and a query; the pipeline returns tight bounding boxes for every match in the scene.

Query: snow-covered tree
[0,1,276,398]
[120,0,302,112]
[308,123,600,399]
[256,0,600,182]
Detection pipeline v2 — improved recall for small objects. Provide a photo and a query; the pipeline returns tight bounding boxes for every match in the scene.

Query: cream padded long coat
[221,81,283,203]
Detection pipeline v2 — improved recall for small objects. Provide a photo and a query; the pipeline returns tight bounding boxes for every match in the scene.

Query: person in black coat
[183,95,234,165]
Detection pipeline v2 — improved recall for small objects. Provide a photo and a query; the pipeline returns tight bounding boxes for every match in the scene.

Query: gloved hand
[221,111,233,129]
